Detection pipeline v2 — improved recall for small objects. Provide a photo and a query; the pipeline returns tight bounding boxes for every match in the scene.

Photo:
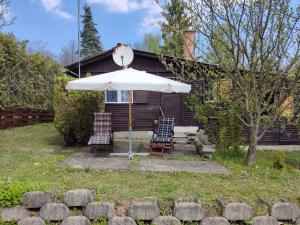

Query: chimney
[183,31,195,60]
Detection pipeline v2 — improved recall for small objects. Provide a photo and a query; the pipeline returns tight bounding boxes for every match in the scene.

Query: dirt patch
[136,159,230,174]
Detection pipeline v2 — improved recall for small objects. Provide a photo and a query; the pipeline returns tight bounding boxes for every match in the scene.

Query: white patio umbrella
[66,68,191,158]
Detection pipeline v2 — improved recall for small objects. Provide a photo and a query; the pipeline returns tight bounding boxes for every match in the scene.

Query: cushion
[157,117,174,138]
[93,113,112,135]
[153,136,172,143]
[88,135,111,145]
[152,117,174,143]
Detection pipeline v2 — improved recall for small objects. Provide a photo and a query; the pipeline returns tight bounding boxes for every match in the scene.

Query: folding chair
[149,117,175,157]
[88,113,113,157]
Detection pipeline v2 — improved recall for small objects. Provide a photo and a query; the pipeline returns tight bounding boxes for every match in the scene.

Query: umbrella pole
[128,90,133,159]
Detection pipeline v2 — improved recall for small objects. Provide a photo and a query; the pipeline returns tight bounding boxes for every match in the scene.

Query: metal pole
[78,0,81,78]
[128,90,133,159]
[109,53,150,159]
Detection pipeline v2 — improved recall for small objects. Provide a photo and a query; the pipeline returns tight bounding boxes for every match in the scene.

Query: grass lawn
[0,123,299,216]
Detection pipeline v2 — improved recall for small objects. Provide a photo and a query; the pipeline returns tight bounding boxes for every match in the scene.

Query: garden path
[60,150,230,174]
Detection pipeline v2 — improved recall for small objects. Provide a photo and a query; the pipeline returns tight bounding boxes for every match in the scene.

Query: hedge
[53,76,105,146]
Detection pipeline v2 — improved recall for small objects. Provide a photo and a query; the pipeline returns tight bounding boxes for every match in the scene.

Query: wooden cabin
[66,47,300,145]
[66,49,197,130]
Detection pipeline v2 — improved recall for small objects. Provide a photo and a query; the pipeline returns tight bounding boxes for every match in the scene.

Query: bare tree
[58,40,79,66]
[161,0,300,164]
[28,40,55,58]
[0,0,15,28]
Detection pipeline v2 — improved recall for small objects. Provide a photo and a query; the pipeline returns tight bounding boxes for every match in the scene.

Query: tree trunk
[246,128,258,165]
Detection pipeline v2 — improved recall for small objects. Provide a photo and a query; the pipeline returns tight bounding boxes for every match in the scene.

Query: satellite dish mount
[113,44,134,69]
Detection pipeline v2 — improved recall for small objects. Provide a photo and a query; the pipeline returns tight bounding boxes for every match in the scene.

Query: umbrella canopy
[66,68,191,159]
[66,68,191,93]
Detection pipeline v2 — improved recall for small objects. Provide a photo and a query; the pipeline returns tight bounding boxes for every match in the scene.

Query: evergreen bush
[53,76,105,146]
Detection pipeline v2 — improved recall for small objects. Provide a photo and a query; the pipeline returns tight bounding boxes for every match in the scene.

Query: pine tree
[159,0,191,58]
[80,4,103,58]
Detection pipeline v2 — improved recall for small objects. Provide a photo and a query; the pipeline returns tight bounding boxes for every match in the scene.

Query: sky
[2,0,299,58]
[2,0,162,56]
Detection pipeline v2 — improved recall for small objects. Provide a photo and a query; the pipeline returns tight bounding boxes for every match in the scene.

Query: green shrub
[53,76,105,146]
[188,95,244,157]
[0,180,33,207]
[273,151,286,169]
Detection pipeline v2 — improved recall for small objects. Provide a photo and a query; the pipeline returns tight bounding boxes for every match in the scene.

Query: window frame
[105,90,133,104]
[203,81,217,103]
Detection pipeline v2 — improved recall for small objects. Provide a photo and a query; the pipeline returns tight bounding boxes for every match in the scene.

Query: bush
[53,76,105,146]
[273,151,286,169]
[187,95,244,156]
[0,180,33,207]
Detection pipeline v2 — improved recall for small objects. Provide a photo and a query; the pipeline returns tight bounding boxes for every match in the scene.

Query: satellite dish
[113,44,134,67]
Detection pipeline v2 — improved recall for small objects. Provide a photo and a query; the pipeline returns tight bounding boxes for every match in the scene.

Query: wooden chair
[149,117,175,157]
[88,113,113,157]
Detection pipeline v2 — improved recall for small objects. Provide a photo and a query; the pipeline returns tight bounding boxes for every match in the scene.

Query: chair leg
[110,141,113,154]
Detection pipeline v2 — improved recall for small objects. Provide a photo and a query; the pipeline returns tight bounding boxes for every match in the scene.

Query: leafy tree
[159,0,193,57]
[133,33,161,54]
[58,39,79,66]
[80,4,103,58]
[161,0,300,165]
[0,0,15,29]
[203,26,234,66]
[0,33,63,109]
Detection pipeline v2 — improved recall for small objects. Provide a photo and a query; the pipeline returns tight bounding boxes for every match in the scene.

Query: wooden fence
[0,108,54,129]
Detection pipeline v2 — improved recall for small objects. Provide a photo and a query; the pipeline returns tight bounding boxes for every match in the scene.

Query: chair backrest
[93,113,112,135]
[157,117,175,138]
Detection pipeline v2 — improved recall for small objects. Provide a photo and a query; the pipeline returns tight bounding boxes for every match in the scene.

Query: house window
[203,82,217,102]
[106,90,132,103]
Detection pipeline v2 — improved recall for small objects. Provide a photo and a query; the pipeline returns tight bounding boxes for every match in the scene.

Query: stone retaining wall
[1,189,299,225]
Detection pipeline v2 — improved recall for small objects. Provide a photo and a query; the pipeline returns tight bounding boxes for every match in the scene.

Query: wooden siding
[279,124,300,144]
[242,122,300,145]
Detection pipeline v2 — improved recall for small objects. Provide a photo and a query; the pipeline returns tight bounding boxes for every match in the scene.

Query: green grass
[0,123,299,216]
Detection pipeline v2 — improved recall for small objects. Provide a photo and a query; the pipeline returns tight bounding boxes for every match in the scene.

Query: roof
[64,45,222,77]
[65,48,177,71]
